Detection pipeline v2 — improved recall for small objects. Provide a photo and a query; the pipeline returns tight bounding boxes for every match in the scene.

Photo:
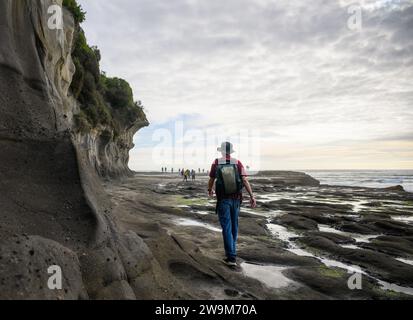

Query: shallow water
[174,218,221,232]
[266,223,299,242]
[241,263,296,289]
[391,216,413,224]
[192,210,211,216]
[340,244,362,250]
[241,207,272,217]
[318,224,347,235]
[267,222,362,271]
[396,258,413,266]
[318,224,380,243]
[377,280,413,296]
[319,258,365,274]
[286,248,315,257]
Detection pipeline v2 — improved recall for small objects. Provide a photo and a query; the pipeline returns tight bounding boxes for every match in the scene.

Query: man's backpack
[215,160,243,196]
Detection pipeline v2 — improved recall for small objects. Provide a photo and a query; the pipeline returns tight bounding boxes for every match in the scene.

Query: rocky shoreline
[1,1,412,300]
[105,171,413,300]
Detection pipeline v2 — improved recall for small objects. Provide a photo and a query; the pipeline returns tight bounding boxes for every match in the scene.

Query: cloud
[78,0,413,169]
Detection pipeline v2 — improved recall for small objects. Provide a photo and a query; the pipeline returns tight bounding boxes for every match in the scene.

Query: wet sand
[104,172,413,300]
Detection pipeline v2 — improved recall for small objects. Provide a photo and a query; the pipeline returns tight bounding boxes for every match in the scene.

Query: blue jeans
[217,199,241,260]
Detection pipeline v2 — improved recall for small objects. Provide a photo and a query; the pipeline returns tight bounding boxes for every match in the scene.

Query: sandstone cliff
[0,0,153,299]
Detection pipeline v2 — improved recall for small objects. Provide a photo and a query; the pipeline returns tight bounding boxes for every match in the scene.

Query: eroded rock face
[0,0,147,177]
[74,120,148,178]
[0,0,151,299]
[0,236,88,300]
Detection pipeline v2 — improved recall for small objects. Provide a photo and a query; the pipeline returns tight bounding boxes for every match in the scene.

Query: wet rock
[238,245,317,267]
[239,218,269,237]
[383,185,405,192]
[297,212,340,225]
[189,205,215,213]
[365,202,383,208]
[338,222,375,235]
[308,231,355,245]
[285,266,408,300]
[299,235,339,252]
[252,171,320,186]
[368,220,413,236]
[261,200,290,210]
[299,236,413,287]
[276,214,318,231]
[361,236,413,257]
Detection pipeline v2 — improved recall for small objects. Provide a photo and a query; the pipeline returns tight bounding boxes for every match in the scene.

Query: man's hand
[250,196,257,209]
[242,176,256,208]
[208,189,215,198]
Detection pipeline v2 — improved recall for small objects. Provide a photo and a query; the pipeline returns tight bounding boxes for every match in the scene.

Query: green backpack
[215,160,243,196]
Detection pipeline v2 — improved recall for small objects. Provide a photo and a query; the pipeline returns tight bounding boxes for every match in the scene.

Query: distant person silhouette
[185,169,190,182]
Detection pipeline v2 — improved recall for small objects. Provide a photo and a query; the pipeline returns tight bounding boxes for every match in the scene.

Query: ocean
[305,170,413,193]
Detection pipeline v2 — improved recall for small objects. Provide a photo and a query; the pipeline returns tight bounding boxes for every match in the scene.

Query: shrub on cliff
[65,0,146,136]
[63,0,86,24]
[101,76,134,110]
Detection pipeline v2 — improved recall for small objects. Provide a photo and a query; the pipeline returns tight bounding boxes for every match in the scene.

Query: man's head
[217,142,235,156]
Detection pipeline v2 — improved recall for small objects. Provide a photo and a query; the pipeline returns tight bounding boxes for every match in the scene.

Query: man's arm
[208,178,215,197]
[242,176,257,208]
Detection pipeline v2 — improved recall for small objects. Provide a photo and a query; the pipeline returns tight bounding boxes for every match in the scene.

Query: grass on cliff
[63,0,86,23]
[64,0,146,137]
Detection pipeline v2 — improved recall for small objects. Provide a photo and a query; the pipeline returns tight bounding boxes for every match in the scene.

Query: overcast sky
[78,0,413,171]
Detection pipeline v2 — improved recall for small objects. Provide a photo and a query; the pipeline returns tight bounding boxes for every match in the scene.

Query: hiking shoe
[223,258,237,267]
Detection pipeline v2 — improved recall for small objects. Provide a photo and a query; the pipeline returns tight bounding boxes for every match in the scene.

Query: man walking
[208,142,256,267]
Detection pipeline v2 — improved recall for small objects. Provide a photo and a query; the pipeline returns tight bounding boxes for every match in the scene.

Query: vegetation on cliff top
[63,0,85,24]
[63,0,146,137]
